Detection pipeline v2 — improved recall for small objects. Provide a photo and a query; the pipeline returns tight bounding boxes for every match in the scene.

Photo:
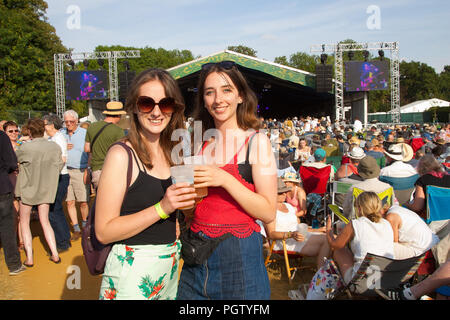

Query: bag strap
[90,122,112,151]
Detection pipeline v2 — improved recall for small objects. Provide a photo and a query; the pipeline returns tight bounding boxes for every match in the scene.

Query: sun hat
[384,143,405,161]
[348,136,360,145]
[357,156,380,179]
[348,146,366,160]
[277,177,292,194]
[314,148,326,161]
[401,143,414,162]
[282,171,300,184]
[103,101,126,116]
[371,138,379,147]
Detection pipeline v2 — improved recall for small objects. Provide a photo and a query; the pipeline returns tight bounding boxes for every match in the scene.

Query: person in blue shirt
[61,110,89,241]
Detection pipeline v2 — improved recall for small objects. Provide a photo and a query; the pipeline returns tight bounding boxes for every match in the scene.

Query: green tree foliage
[0,0,67,121]
[399,61,441,105]
[227,45,257,57]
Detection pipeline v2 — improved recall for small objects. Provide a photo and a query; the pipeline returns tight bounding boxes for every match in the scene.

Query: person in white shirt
[384,205,439,259]
[353,117,363,133]
[43,114,72,251]
[380,143,418,178]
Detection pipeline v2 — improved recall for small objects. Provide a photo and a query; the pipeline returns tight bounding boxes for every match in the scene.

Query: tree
[227,45,257,57]
[399,61,440,105]
[0,0,67,121]
[438,65,450,101]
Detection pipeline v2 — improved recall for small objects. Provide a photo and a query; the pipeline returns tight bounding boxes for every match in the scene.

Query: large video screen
[65,71,108,101]
[345,61,389,92]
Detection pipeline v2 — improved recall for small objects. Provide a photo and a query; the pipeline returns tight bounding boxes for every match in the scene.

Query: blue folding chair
[426,185,450,224]
[379,174,419,205]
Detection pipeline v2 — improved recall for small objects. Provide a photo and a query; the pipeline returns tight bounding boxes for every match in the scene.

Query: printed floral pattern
[307,259,344,300]
[139,274,166,300]
[101,278,117,300]
[116,245,135,266]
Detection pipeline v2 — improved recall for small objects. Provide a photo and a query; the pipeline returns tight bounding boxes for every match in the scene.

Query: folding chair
[351,186,394,219]
[299,165,332,225]
[264,238,312,284]
[425,185,450,224]
[332,253,427,300]
[329,181,353,223]
[379,174,419,205]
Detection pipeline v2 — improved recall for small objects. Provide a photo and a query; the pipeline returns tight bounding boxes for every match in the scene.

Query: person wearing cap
[342,156,398,219]
[336,146,365,180]
[259,178,331,269]
[302,148,336,181]
[84,101,126,190]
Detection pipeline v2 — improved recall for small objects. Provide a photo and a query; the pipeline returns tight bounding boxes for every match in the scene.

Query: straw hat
[348,136,360,145]
[103,101,126,116]
[282,171,300,184]
[371,138,379,147]
[277,177,292,193]
[348,146,366,160]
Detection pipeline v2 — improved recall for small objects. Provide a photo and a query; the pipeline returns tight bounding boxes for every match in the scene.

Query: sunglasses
[136,96,177,114]
[7,129,19,133]
[201,60,237,71]
[64,120,76,124]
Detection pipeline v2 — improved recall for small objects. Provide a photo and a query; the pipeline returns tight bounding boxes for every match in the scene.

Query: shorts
[66,168,89,202]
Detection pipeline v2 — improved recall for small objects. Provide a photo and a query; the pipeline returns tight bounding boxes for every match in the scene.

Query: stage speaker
[119,71,135,103]
[315,64,333,93]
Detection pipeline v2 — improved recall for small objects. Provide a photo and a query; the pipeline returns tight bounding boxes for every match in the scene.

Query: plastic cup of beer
[184,156,208,199]
[170,164,195,210]
[296,223,309,237]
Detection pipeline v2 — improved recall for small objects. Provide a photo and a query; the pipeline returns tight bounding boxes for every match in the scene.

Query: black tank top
[118,148,176,246]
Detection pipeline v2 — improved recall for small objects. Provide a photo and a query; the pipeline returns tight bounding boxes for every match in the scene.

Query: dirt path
[1,219,315,300]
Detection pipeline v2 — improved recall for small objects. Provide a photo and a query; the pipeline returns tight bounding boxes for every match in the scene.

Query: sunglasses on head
[136,96,177,114]
[201,60,237,71]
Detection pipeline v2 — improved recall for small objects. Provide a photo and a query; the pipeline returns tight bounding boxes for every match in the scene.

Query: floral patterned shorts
[99,241,181,300]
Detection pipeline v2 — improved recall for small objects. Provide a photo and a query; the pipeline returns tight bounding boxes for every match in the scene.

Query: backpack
[81,141,133,275]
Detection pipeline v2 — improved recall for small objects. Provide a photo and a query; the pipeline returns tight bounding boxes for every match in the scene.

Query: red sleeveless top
[190,133,261,238]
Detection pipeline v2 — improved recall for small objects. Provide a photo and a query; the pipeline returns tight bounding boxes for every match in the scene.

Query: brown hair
[3,121,18,131]
[192,63,260,134]
[354,191,383,223]
[26,118,45,138]
[123,68,186,169]
[417,154,444,176]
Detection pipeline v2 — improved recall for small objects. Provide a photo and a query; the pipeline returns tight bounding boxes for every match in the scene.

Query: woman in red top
[177,61,277,299]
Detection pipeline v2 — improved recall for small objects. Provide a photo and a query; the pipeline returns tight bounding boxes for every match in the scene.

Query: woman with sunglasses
[95,68,196,300]
[177,61,277,300]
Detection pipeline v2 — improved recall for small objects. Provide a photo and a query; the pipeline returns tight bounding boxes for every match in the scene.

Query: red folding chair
[299,165,332,195]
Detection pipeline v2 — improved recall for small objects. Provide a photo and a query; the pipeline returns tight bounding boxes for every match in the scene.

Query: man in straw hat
[342,156,398,219]
[84,101,126,190]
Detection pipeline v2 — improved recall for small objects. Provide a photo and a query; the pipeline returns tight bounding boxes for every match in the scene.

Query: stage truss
[311,42,400,123]
[54,50,140,119]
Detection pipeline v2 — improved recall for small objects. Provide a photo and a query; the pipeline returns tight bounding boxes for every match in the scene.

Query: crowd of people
[0,62,449,300]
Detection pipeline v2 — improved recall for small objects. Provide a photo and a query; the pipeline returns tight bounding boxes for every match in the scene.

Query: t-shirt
[85,121,125,171]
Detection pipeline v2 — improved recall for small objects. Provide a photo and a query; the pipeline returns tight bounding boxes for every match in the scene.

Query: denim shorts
[177,231,270,300]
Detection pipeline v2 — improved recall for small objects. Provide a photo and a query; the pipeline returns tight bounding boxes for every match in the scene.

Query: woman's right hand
[291,231,305,242]
[160,182,196,215]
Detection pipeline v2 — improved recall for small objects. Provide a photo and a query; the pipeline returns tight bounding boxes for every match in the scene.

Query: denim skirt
[177,231,270,300]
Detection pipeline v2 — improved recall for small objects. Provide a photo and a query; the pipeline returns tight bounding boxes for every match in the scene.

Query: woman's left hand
[193,165,230,188]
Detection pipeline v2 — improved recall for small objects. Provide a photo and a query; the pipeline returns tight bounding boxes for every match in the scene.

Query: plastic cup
[170,165,195,210]
[296,223,309,237]
[184,156,208,199]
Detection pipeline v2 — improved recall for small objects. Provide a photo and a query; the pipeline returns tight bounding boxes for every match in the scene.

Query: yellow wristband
[155,202,169,220]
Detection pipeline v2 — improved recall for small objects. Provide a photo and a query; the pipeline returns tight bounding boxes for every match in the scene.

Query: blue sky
[45,0,449,72]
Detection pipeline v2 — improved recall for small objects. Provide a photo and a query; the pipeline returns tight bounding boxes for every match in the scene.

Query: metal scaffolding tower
[53,50,140,119]
[311,42,400,123]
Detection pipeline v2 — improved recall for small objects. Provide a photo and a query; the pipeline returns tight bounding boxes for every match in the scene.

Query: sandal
[23,262,34,268]
[49,256,61,264]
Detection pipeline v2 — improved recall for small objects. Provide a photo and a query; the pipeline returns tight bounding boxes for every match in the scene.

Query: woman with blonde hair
[95,68,196,300]
[325,191,394,285]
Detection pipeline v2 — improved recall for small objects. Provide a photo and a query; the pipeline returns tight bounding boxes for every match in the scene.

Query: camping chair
[329,181,354,223]
[425,185,450,224]
[351,186,394,220]
[331,252,427,300]
[299,165,332,225]
[379,174,419,205]
[264,238,312,284]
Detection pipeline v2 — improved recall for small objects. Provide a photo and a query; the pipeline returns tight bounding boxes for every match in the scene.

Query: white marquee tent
[400,98,449,113]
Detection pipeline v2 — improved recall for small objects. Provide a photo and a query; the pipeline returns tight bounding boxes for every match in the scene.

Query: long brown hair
[123,68,186,169]
[192,63,260,135]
